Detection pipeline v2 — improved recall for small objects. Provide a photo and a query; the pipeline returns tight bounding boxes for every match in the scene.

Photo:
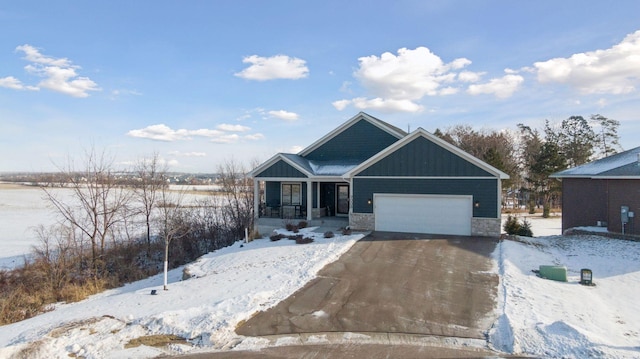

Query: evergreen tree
[558,116,596,167]
[528,141,566,217]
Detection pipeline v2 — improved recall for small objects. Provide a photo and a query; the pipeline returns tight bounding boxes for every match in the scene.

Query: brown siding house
[551,147,640,235]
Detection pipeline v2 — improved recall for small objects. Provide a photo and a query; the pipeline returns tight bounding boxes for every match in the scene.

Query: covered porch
[252,178,351,222]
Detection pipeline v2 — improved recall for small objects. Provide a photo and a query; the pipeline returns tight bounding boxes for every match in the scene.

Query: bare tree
[41,147,132,276]
[216,159,255,239]
[134,153,166,254]
[158,178,190,290]
[590,114,622,158]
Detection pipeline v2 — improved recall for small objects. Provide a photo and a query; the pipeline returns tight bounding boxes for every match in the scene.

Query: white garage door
[374,194,472,235]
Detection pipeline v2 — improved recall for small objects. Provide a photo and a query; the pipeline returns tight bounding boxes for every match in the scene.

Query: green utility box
[538,265,568,282]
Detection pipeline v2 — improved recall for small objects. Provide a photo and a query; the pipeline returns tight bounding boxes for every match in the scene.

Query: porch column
[316,181,321,216]
[306,180,313,221]
[253,178,259,223]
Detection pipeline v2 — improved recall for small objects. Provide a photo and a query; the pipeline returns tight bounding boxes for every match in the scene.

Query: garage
[374,193,472,235]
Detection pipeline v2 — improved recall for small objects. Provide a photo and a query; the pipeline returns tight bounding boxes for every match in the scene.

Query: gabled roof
[248,153,313,178]
[345,128,510,179]
[551,146,640,179]
[248,153,361,178]
[298,112,407,157]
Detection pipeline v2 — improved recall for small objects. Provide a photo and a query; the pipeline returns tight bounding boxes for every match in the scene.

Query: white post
[163,261,168,290]
[245,227,249,243]
[163,238,169,290]
[253,179,260,222]
[307,180,313,221]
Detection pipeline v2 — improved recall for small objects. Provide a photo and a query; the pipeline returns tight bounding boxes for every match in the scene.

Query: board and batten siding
[304,119,400,162]
[255,159,308,178]
[357,137,493,177]
[352,178,499,218]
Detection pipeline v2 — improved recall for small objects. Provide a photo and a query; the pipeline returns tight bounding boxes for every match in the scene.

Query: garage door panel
[374,194,472,235]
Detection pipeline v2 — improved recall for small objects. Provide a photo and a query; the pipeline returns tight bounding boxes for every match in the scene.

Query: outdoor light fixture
[367,198,372,205]
[580,268,593,286]
[474,201,480,208]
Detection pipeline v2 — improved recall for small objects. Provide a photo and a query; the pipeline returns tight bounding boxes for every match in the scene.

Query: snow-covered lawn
[490,235,640,358]
[0,228,363,358]
[1,215,638,359]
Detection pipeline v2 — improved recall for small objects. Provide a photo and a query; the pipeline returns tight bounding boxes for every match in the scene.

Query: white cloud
[268,110,299,121]
[458,71,485,83]
[235,54,309,81]
[0,76,38,91]
[333,97,424,113]
[16,44,71,67]
[127,124,190,141]
[467,74,524,98]
[217,123,251,132]
[127,123,262,144]
[110,89,142,99]
[127,124,221,141]
[534,30,640,94]
[335,47,473,113]
[354,47,470,100]
[245,133,264,140]
[597,98,608,107]
[289,145,304,153]
[12,44,101,98]
[168,151,207,157]
[211,134,240,144]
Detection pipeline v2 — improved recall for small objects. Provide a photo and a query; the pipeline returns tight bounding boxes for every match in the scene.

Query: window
[282,183,301,205]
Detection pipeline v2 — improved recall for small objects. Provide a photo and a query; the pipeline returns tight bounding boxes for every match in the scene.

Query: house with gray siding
[249,112,509,237]
[551,146,640,235]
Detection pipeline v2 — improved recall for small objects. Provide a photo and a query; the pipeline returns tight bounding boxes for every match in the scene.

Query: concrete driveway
[236,232,499,340]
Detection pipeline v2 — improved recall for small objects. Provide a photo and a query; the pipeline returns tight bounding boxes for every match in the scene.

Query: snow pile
[0,227,362,358]
[490,235,640,358]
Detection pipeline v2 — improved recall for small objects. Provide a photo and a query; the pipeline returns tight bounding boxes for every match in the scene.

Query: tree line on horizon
[434,114,621,217]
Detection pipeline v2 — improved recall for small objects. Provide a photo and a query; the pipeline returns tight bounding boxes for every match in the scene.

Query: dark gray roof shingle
[552,146,640,178]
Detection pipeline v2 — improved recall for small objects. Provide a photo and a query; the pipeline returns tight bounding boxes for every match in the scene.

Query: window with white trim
[282,183,301,205]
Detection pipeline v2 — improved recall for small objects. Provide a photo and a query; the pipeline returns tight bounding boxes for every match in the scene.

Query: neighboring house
[551,146,640,235]
[249,112,509,237]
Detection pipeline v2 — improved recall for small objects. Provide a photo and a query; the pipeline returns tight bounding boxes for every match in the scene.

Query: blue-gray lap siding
[304,119,401,162]
[352,178,498,218]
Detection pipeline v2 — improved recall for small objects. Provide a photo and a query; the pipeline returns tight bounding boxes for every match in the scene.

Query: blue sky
[2,1,640,173]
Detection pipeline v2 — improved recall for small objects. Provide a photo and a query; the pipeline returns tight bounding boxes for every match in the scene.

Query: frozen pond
[0,184,60,268]
[0,183,218,269]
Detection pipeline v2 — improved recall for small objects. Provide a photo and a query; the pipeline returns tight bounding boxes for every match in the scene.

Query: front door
[336,184,349,216]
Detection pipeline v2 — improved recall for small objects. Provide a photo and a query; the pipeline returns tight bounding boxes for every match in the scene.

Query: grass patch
[125,334,188,349]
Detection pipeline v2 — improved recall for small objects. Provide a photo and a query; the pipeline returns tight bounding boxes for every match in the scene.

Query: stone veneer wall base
[350,213,375,231]
[471,217,501,237]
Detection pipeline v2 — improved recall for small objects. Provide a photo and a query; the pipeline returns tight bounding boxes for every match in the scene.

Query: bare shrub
[270,234,285,241]
[324,231,334,238]
[295,237,314,245]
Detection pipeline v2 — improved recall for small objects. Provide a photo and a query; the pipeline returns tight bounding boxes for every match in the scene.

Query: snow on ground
[501,212,562,237]
[0,227,363,358]
[490,234,640,358]
[1,214,639,359]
